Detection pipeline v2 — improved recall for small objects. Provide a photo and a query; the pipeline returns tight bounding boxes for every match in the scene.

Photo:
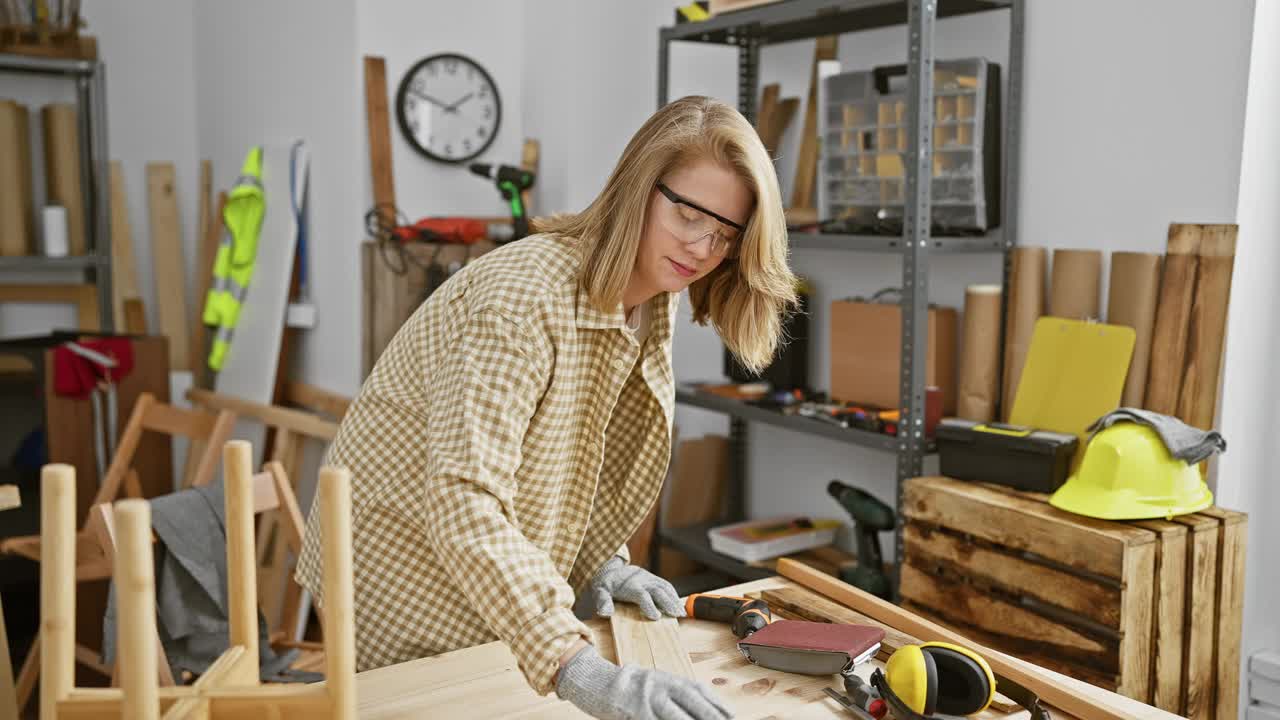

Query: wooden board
[1167,513,1218,720]
[0,100,33,256]
[1198,506,1246,720]
[146,163,190,370]
[190,160,214,380]
[42,103,86,255]
[0,484,17,511]
[1131,519,1188,714]
[789,36,837,210]
[364,56,396,212]
[1145,224,1201,414]
[658,435,729,577]
[108,162,142,331]
[1176,225,1236,432]
[610,604,695,680]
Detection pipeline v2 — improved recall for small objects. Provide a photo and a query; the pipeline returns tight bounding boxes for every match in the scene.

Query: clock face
[395,53,501,164]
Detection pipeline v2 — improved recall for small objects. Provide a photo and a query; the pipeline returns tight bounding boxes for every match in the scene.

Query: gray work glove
[589,557,685,620]
[557,643,733,720]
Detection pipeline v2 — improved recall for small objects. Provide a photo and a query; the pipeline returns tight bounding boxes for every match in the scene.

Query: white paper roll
[42,205,68,257]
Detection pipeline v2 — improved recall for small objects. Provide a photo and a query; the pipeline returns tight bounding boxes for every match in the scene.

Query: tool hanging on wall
[468,162,535,241]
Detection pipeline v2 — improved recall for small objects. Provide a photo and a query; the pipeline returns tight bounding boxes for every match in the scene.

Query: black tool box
[936,418,1078,493]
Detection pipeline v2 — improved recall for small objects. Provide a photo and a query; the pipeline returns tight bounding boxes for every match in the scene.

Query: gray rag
[102,477,321,684]
[1087,408,1226,464]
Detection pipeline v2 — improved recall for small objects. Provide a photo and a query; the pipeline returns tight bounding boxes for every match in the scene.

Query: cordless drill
[468,163,535,242]
[685,594,772,638]
[827,480,896,600]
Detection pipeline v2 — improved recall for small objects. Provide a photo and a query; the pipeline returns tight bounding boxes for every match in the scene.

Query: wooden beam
[115,500,160,720]
[789,36,837,211]
[320,466,357,720]
[283,380,352,419]
[147,163,191,371]
[188,388,338,441]
[776,558,1141,720]
[364,56,396,213]
[1145,224,1201,413]
[109,161,142,331]
[40,464,77,720]
[1177,224,1236,432]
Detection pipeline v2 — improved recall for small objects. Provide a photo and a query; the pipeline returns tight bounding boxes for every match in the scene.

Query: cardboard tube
[1002,246,1046,420]
[42,103,86,256]
[958,284,1003,422]
[1107,252,1162,408]
[1049,249,1102,320]
[0,100,33,256]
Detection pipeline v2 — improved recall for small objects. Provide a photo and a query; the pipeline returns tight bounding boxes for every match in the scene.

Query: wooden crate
[900,476,1245,720]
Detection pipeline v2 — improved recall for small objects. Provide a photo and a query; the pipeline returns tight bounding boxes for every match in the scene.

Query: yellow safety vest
[203,146,265,371]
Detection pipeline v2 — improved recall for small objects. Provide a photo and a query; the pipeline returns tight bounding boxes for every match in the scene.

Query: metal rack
[657,0,1023,598]
[0,53,113,331]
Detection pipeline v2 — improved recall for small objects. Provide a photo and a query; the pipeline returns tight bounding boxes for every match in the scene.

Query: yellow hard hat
[1049,422,1212,520]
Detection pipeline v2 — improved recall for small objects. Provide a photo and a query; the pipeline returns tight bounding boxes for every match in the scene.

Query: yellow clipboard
[1009,317,1135,443]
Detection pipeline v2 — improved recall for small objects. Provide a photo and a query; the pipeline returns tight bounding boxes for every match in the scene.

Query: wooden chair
[88,459,323,687]
[39,441,357,719]
[3,392,237,712]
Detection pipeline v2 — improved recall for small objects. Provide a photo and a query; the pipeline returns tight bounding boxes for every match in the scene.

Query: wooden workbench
[353,576,1182,719]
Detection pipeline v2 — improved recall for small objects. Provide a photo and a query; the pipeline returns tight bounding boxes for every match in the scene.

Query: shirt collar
[574,281,679,345]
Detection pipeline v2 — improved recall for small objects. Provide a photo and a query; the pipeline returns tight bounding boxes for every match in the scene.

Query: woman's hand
[556,643,733,720]
[589,557,685,620]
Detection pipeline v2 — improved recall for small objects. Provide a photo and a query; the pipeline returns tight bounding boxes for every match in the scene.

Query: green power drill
[469,163,535,242]
[827,480,896,600]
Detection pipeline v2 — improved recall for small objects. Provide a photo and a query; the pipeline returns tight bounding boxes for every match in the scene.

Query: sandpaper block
[738,620,883,675]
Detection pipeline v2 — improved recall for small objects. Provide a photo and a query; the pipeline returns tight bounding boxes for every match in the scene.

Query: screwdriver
[684,593,772,638]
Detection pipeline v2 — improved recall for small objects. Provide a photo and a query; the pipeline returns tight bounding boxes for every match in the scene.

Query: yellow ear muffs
[884,644,937,714]
[919,642,996,716]
[881,642,996,717]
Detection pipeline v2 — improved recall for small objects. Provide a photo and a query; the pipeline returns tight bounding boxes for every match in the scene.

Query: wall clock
[395,52,501,164]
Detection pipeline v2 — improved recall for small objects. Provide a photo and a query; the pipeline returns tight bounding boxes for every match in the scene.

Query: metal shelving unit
[0,53,113,331]
[657,0,1023,598]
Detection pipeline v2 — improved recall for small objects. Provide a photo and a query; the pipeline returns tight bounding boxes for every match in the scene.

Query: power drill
[684,593,772,638]
[468,163,535,242]
[827,480,896,600]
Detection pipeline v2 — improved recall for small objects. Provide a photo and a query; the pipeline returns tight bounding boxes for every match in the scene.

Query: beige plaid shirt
[296,234,677,695]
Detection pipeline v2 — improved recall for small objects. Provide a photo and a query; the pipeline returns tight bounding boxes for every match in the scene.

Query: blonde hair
[536,95,798,374]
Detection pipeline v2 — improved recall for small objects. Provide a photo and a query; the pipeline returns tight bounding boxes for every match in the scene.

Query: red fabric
[738,619,885,656]
[52,338,135,398]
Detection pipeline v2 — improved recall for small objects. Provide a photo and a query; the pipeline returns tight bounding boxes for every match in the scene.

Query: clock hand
[445,92,475,112]
[411,89,450,109]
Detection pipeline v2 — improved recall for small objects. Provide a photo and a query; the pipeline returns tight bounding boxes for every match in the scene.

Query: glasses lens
[660,193,735,256]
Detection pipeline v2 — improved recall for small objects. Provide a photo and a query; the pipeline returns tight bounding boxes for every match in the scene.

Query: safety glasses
[655,182,745,258]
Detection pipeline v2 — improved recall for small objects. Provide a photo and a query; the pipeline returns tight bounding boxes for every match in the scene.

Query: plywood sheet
[146,163,190,370]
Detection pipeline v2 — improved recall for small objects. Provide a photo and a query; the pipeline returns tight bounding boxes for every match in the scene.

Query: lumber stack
[899,476,1246,720]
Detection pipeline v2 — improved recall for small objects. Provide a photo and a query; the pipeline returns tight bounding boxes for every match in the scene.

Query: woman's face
[635,159,753,296]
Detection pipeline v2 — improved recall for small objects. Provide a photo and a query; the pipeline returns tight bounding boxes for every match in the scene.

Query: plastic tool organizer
[819,58,1001,235]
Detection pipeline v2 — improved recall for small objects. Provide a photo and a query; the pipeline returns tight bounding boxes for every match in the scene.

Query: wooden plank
[141,400,217,440]
[42,103,87,255]
[1198,507,1247,720]
[146,163,191,371]
[109,161,142,330]
[901,600,1120,693]
[284,380,351,419]
[188,388,339,441]
[0,484,17,511]
[1116,535,1156,703]
[1176,224,1236,432]
[124,299,147,334]
[1169,513,1219,720]
[610,605,694,680]
[40,465,77,720]
[776,559,1145,720]
[658,435,728,576]
[364,56,396,212]
[903,477,1152,579]
[903,523,1121,628]
[899,563,1119,672]
[789,36,837,210]
[1132,519,1188,714]
[755,82,779,146]
[520,138,539,217]
[1145,223,1201,413]
[190,166,218,385]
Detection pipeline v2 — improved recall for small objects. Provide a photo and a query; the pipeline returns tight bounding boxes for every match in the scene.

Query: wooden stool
[39,440,356,719]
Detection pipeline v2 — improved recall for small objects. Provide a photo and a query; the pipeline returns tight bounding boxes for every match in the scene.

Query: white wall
[1219,0,1280,709]
[358,1,526,224]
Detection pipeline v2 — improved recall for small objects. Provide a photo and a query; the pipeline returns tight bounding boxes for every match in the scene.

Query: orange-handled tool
[685,593,772,639]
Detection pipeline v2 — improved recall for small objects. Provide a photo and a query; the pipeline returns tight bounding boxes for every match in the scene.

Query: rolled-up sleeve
[422,306,591,695]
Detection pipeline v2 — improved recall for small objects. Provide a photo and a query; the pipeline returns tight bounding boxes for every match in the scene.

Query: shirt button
[613,357,627,370]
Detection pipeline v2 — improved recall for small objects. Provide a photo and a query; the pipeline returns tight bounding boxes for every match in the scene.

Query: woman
[297,95,797,720]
